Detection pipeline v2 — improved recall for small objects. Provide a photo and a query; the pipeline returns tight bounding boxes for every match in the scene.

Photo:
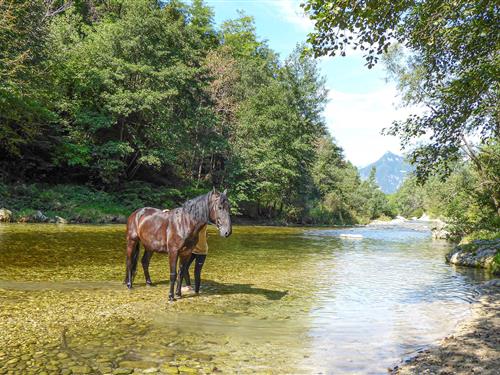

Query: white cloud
[266,0,314,31]
[324,86,420,167]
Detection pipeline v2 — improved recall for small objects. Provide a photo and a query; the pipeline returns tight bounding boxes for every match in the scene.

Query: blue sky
[203,0,412,167]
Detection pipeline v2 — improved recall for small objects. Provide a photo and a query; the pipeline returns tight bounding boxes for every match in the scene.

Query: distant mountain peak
[359,151,413,194]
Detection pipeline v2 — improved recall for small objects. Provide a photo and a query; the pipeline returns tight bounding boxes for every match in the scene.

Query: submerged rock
[339,233,363,239]
[118,360,158,369]
[177,365,197,373]
[113,368,134,375]
[160,365,179,374]
[69,365,93,374]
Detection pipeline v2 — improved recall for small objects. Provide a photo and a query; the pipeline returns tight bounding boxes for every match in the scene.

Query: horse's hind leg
[125,240,140,289]
[131,243,140,282]
[141,250,154,286]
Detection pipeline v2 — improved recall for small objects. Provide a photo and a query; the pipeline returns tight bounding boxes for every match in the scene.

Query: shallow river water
[0,223,491,374]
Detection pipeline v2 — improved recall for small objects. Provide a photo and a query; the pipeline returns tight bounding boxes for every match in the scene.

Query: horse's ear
[212,186,216,194]
[222,189,227,196]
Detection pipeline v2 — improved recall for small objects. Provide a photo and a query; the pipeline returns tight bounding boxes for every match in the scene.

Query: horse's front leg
[168,250,179,302]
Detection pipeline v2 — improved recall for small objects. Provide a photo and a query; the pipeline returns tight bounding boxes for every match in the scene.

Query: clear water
[0,223,490,374]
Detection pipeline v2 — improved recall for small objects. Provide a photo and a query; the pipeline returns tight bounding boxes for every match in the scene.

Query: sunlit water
[0,223,491,374]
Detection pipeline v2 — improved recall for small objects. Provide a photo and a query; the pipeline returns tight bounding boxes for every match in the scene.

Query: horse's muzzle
[220,229,232,237]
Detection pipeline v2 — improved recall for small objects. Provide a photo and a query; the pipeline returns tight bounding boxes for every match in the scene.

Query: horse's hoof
[127,284,132,290]
[169,297,176,303]
[146,281,155,287]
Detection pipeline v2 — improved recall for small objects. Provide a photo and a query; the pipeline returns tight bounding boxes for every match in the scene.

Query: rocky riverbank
[391,280,500,375]
[446,239,500,275]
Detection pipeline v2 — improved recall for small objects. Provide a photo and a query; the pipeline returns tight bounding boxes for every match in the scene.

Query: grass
[461,230,500,244]
[0,182,208,223]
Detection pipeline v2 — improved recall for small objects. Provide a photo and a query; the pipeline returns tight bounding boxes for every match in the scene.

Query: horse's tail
[125,208,144,285]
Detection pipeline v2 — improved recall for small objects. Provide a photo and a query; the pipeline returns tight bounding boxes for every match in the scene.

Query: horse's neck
[183,206,209,234]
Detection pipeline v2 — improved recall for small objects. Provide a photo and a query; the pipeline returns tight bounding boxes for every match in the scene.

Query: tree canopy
[303,0,500,218]
[0,0,390,224]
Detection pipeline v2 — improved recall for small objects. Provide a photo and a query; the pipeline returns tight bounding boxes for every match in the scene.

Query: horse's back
[127,207,160,236]
[127,207,170,252]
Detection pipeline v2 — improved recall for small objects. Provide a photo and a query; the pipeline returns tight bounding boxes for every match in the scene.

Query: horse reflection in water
[125,189,232,302]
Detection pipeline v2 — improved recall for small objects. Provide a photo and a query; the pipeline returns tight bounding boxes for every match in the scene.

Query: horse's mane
[181,192,211,222]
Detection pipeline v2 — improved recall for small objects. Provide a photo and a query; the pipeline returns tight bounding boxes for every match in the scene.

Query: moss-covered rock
[446,239,500,274]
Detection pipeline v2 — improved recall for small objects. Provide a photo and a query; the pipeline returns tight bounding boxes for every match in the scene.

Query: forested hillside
[0,0,391,224]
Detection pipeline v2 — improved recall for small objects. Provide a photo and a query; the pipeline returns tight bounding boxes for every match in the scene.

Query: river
[0,223,491,374]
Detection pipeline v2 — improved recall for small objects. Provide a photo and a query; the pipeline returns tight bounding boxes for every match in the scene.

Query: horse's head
[209,188,232,238]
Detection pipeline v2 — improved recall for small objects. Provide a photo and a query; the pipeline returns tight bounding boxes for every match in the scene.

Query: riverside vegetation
[1,0,498,243]
[0,0,393,226]
[1,1,499,373]
[305,0,499,241]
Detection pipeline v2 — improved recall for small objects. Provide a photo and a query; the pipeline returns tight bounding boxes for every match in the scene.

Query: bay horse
[125,189,232,302]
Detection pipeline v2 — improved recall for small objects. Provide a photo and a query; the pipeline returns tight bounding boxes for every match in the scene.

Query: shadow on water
[150,279,289,301]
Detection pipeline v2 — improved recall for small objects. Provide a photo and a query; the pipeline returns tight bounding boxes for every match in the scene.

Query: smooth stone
[70,365,93,374]
[97,357,112,363]
[119,361,157,369]
[177,366,197,374]
[159,349,176,357]
[113,368,133,375]
[190,353,212,361]
[160,365,179,374]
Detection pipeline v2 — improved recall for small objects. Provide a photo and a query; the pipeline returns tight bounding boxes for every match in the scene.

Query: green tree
[47,0,218,185]
[303,0,500,215]
[231,45,327,220]
[0,0,56,178]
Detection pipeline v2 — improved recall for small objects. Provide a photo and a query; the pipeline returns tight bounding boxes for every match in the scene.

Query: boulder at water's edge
[0,208,13,222]
[446,239,500,274]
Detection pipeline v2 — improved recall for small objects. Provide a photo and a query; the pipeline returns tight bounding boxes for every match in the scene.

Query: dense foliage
[391,143,500,238]
[0,0,389,224]
[304,0,499,237]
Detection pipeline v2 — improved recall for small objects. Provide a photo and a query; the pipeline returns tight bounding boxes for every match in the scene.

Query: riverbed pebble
[69,365,93,374]
[113,368,134,375]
